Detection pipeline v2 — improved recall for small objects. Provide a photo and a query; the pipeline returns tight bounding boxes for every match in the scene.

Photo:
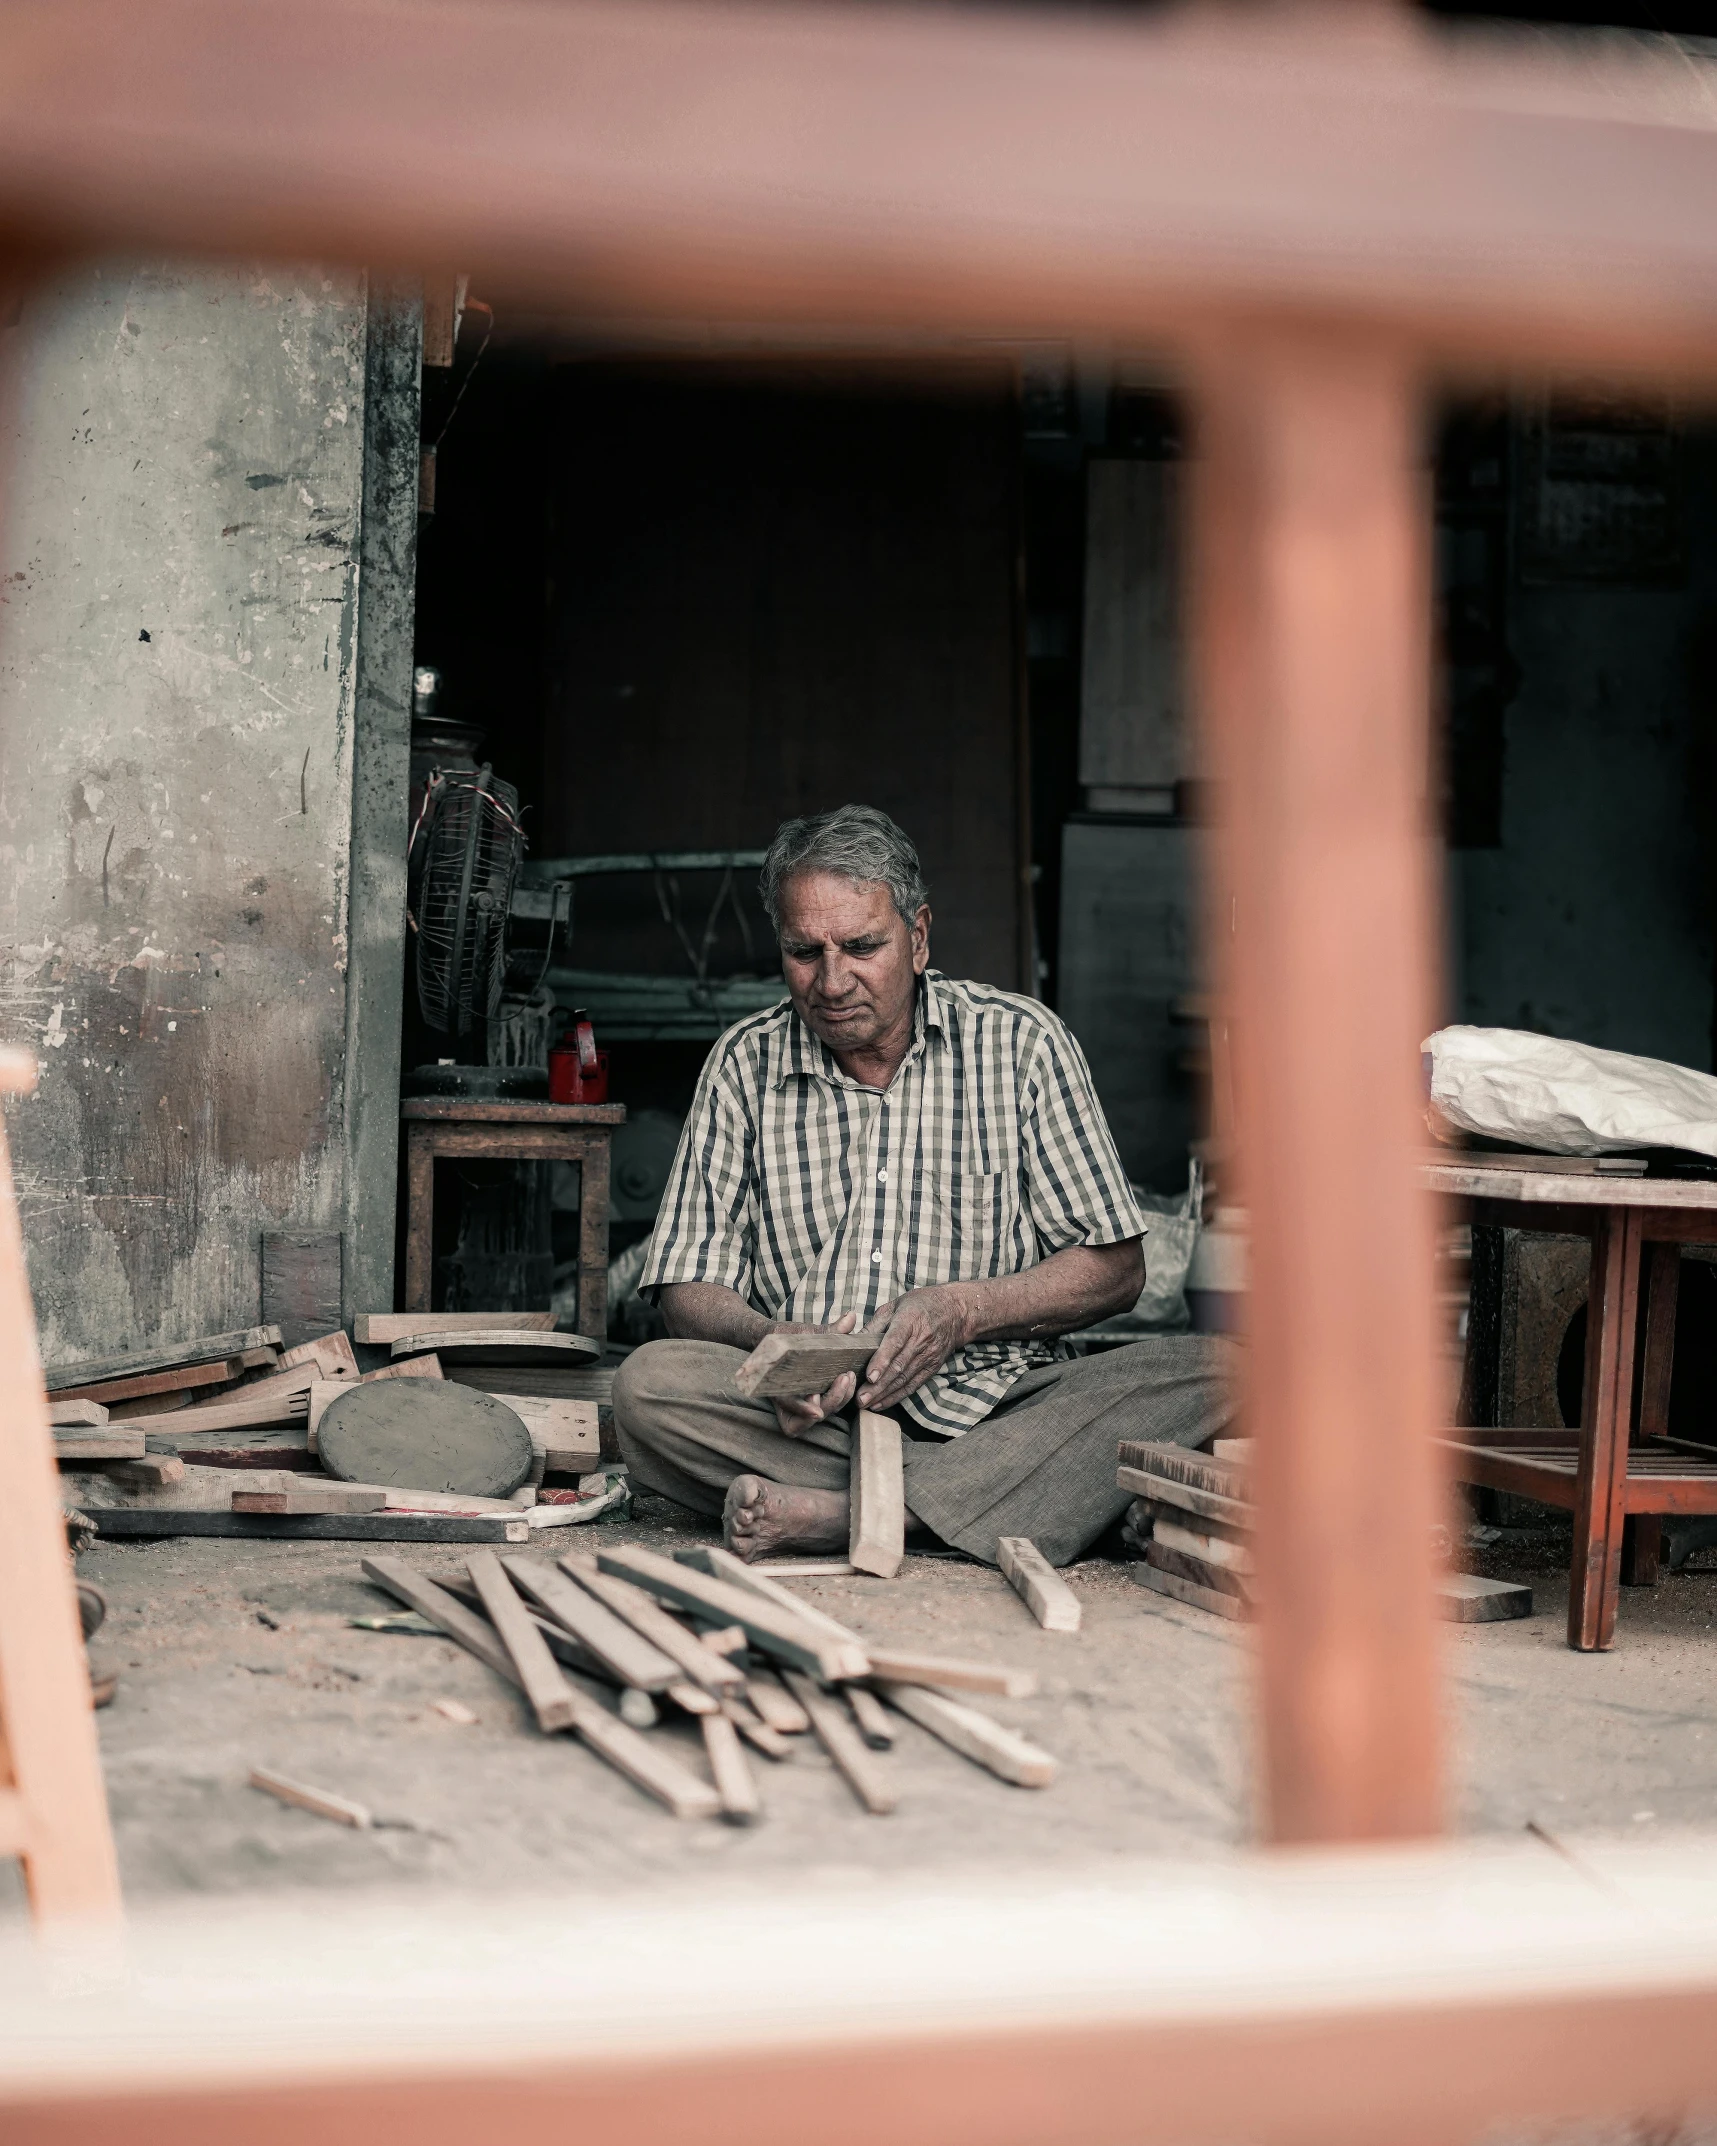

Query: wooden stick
[862,1649,1036,1700]
[502,1555,681,1691]
[997,1537,1081,1633]
[845,1684,896,1749]
[680,1544,866,1649]
[558,1555,746,1694]
[723,1704,794,1762]
[745,1671,810,1735]
[119,1389,310,1436]
[849,1407,904,1579]
[598,1545,868,1681]
[876,1682,1057,1788]
[732,1330,877,1399]
[701,1713,762,1825]
[248,1766,372,1829]
[783,1671,897,1814]
[468,1552,579,1733]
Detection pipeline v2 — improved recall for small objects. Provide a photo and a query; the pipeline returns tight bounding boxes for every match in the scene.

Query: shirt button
[871,1250,883,1263]
[877,1168,887,1183]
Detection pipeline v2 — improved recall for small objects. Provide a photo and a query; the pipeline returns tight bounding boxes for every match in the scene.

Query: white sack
[1425,1025,1717,1160]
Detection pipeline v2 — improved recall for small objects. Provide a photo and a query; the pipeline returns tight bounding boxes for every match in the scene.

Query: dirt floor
[6,1493,1717,1923]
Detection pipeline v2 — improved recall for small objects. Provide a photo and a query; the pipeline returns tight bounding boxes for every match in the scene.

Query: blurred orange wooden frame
[2,0,1716,1866]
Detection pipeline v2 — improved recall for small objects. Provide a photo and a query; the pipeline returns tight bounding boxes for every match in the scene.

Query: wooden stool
[0,1048,122,1924]
[401,1099,627,1340]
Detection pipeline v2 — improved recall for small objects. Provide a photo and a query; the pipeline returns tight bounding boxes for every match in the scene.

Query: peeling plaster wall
[0,263,376,1364]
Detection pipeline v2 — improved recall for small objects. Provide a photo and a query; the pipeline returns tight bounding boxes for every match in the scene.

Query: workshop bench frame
[1428,1159,1717,1652]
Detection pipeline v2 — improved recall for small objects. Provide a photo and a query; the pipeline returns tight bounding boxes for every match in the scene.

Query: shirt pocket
[925,1167,1017,1284]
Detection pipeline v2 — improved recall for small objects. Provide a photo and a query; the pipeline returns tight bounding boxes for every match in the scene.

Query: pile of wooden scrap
[1118,1439,1533,1624]
[362,1541,1057,1822]
[54,1313,621,1545]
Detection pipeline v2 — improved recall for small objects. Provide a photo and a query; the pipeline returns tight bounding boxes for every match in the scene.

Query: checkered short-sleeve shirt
[639,971,1148,1434]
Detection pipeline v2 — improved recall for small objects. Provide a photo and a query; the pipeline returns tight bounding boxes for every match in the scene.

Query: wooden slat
[43,1325,281,1394]
[1570,1208,1644,1650]
[467,1552,578,1733]
[848,1409,904,1579]
[597,1546,868,1681]
[557,1556,746,1694]
[700,1713,762,1825]
[782,1671,897,1815]
[997,1538,1081,1633]
[503,1556,681,1691]
[877,1682,1057,1788]
[1116,1465,1253,1530]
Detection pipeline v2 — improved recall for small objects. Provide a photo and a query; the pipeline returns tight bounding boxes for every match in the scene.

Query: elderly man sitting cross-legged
[614,804,1236,1568]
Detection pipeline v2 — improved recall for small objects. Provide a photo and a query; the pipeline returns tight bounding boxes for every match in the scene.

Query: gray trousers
[612,1334,1239,1569]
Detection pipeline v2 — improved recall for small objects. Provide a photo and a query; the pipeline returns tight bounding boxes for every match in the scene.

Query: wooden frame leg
[1188,329,1444,1841]
[403,1124,435,1313]
[1568,1208,1644,1649]
[575,1135,611,1343]
[1621,1239,1677,1588]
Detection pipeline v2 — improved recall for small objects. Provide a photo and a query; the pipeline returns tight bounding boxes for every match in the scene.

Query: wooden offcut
[845,1684,896,1750]
[783,1671,897,1815]
[355,1312,556,1343]
[47,1400,108,1428]
[848,1408,904,1579]
[557,1555,746,1694]
[54,1356,244,1408]
[44,1325,282,1395]
[467,1551,578,1732]
[732,1330,878,1399]
[503,1555,681,1691]
[120,1387,310,1436]
[598,1545,867,1681]
[248,1766,371,1830]
[997,1537,1082,1633]
[862,1649,1037,1700]
[362,1352,445,1384]
[52,1428,145,1463]
[1438,1573,1532,1624]
[389,1330,599,1368]
[701,1713,762,1825]
[231,1483,386,1516]
[280,1330,360,1380]
[106,1454,184,1490]
[877,1682,1057,1788]
[1116,1464,1253,1532]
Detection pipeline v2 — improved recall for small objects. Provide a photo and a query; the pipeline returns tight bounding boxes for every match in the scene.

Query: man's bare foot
[723,1474,849,1562]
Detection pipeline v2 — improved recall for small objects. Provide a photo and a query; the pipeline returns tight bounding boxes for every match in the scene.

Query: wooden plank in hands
[849,1408,904,1579]
[701,1713,762,1824]
[997,1536,1082,1633]
[732,1330,877,1400]
[558,1555,746,1694]
[467,1551,579,1732]
[598,1545,868,1681]
[877,1682,1057,1788]
[783,1670,897,1814]
[502,1555,682,1690]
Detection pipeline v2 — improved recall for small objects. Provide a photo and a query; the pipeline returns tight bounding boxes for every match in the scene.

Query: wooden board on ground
[355,1312,557,1343]
[997,1537,1082,1633]
[389,1330,600,1368]
[877,1681,1058,1787]
[54,1356,245,1408]
[1131,1557,1248,1622]
[53,1429,145,1463]
[849,1408,904,1579]
[1439,1572,1533,1622]
[701,1713,762,1824]
[231,1482,385,1516]
[1116,1464,1253,1531]
[783,1670,898,1814]
[558,1554,746,1693]
[752,1558,856,1576]
[317,1381,534,1498]
[89,1508,532,1543]
[44,1325,282,1395]
[732,1330,878,1399]
[504,1555,681,1690]
[47,1400,108,1428]
[468,1551,578,1732]
[863,1648,1037,1700]
[599,1545,868,1681]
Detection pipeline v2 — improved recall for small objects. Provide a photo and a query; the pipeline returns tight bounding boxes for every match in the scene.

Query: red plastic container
[549,1045,609,1105]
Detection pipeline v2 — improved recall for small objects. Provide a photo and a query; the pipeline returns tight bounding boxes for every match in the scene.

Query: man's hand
[770,1310,871,1438]
[854,1285,973,1414]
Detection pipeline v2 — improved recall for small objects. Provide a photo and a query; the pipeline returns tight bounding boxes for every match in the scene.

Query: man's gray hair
[759,805,929,932]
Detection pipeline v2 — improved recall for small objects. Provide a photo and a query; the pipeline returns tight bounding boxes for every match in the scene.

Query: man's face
[777,871,930,1056]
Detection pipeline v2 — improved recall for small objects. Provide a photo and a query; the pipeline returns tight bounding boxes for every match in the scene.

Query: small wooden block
[848,1408,904,1579]
[862,1649,1037,1700]
[876,1682,1057,1788]
[1438,1572,1533,1623]
[783,1670,898,1814]
[355,1312,556,1343]
[280,1331,361,1380]
[732,1330,879,1400]
[362,1351,445,1383]
[107,1454,184,1490]
[997,1537,1082,1633]
[248,1766,371,1829]
[723,1705,794,1762]
[497,1393,601,1472]
[701,1712,763,1824]
[433,1699,478,1725]
[232,1483,386,1516]
[467,1550,578,1733]
[1153,1513,1253,1575]
[701,1624,748,1657]
[48,1399,109,1428]
[1143,1539,1253,1606]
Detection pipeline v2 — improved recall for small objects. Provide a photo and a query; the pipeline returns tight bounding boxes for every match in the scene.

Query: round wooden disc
[317,1382,534,1499]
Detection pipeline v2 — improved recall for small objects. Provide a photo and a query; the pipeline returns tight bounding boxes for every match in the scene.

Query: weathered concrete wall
[0,261,407,1364]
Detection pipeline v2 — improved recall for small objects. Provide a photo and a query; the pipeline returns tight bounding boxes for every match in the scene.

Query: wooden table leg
[1622,1240,1678,1588]
[1568,1207,1644,1649]
[576,1133,612,1343]
[403,1124,435,1313]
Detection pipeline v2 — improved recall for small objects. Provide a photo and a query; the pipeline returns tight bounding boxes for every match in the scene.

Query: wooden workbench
[1424,1158,1717,1651]
[401,1099,627,1343]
